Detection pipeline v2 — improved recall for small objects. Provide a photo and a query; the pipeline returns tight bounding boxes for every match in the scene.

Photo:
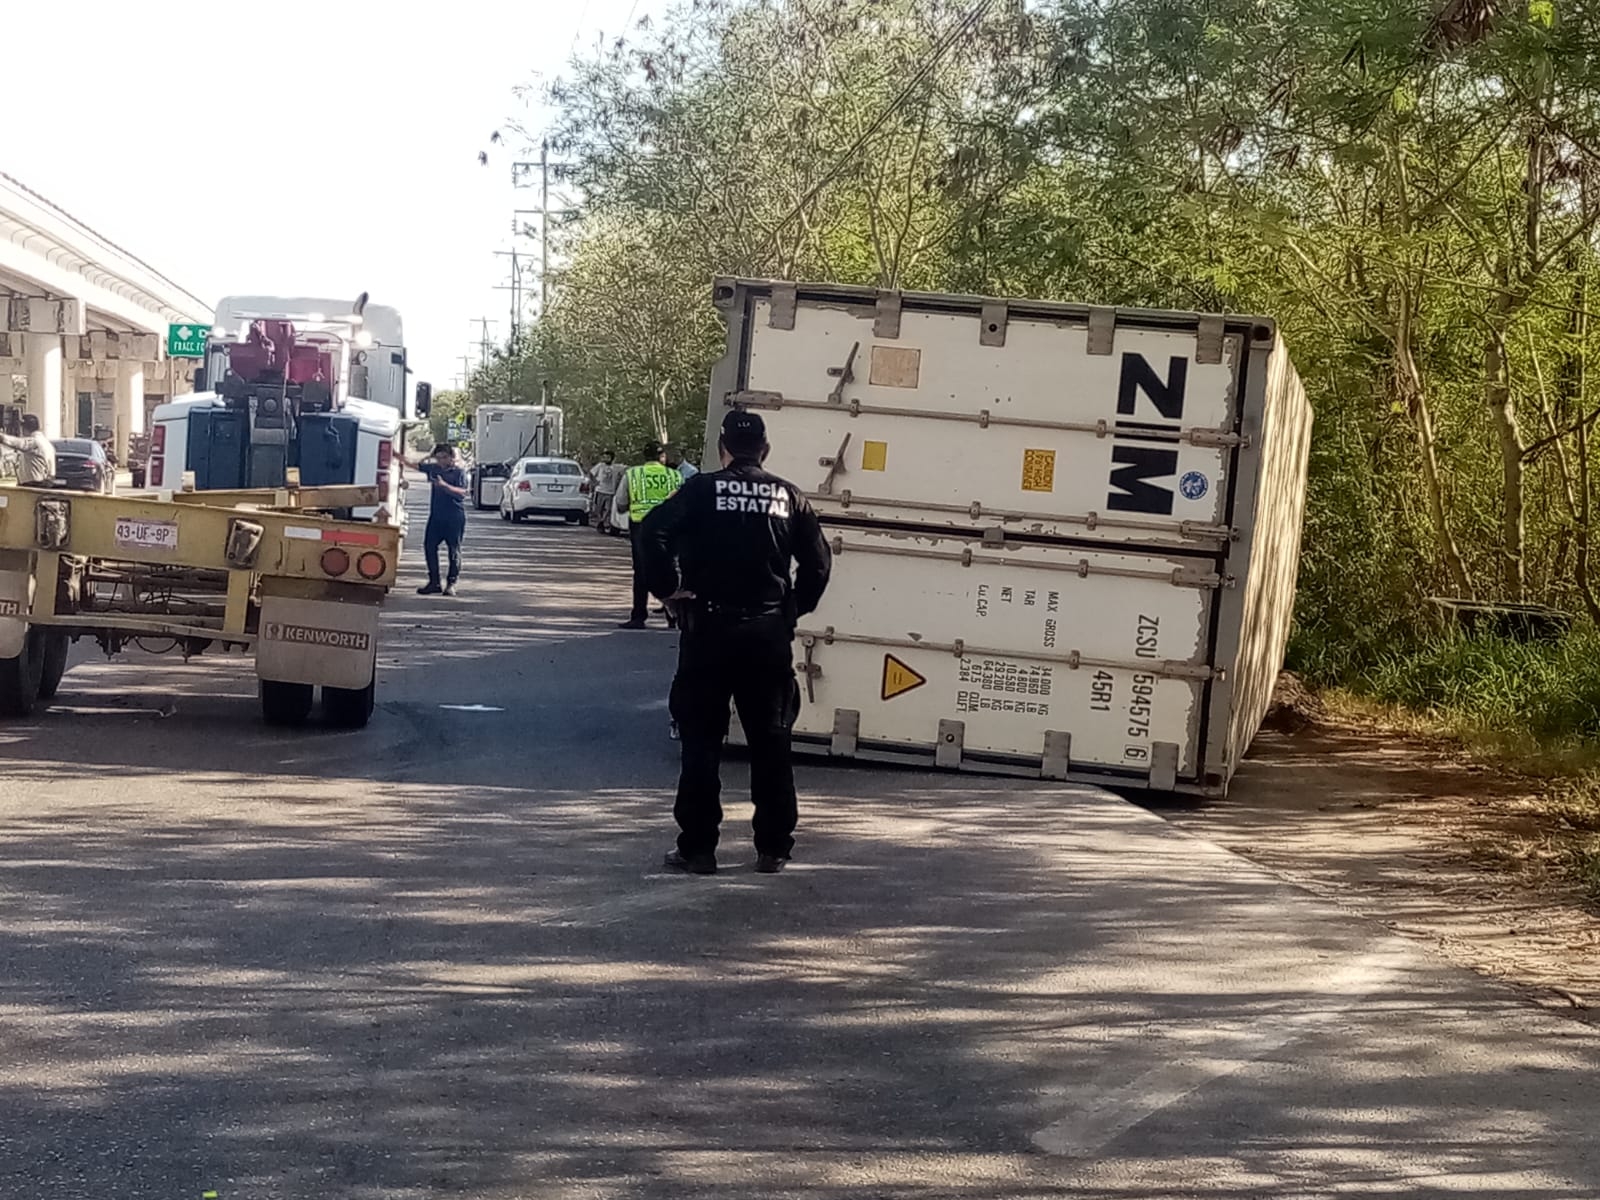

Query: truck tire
[260,680,314,727]
[37,632,70,700]
[0,628,47,718]
[577,511,591,527]
[472,471,488,511]
[323,678,376,729]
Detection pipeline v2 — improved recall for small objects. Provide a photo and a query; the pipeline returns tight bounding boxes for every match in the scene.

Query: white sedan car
[498,457,592,524]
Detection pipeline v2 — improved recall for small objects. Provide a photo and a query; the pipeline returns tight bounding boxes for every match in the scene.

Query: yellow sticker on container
[1021,448,1056,493]
[882,655,927,701]
[862,440,888,472]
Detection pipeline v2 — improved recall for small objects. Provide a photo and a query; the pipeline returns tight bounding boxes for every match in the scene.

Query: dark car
[52,438,112,493]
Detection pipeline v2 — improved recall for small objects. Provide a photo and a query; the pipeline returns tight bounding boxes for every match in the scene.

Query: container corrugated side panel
[707,279,1266,553]
[789,527,1221,780]
[1206,335,1313,785]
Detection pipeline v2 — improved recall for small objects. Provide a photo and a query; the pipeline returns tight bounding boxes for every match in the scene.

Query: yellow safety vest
[627,462,683,523]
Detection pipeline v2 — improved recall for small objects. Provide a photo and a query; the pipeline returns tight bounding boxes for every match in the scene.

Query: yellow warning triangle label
[881,654,928,701]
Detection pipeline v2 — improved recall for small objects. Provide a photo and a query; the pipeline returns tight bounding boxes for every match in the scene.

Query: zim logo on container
[1179,471,1209,501]
[262,622,371,651]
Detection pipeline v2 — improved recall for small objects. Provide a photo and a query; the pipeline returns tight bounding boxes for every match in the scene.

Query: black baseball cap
[722,408,766,451]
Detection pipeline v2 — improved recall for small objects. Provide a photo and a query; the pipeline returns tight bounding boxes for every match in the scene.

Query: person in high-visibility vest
[615,443,683,629]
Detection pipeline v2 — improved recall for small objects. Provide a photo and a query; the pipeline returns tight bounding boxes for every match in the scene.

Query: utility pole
[471,318,497,370]
[512,142,576,416]
[492,251,531,407]
[540,140,551,322]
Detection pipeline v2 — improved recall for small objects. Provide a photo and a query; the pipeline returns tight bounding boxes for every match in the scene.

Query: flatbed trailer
[0,484,400,727]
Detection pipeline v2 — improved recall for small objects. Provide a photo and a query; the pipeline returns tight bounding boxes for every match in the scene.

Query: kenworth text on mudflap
[0,294,432,730]
[148,294,434,527]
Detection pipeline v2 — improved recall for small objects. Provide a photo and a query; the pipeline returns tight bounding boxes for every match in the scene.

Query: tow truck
[148,295,431,525]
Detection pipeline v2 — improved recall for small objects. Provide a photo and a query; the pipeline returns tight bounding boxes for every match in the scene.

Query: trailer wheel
[260,680,314,727]
[37,632,70,700]
[472,473,489,511]
[323,678,376,729]
[0,628,47,718]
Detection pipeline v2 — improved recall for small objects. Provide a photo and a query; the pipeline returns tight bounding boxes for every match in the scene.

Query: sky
[0,0,660,390]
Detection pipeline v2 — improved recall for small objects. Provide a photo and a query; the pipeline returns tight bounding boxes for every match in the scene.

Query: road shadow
[4,482,1600,1196]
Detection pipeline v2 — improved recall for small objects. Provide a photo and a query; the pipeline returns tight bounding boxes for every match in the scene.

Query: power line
[571,0,595,49]
[762,0,996,253]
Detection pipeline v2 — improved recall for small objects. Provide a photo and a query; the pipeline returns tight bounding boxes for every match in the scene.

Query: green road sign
[167,322,208,358]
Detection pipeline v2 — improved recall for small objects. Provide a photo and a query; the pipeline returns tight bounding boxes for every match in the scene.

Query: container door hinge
[1149,742,1180,791]
[769,283,798,330]
[817,432,852,494]
[800,637,822,703]
[979,302,1008,347]
[1187,427,1246,449]
[1041,730,1072,780]
[936,719,965,769]
[1195,315,1225,365]
[831,708,860,757]
[874,292,902,339]
[730,389,785,410]
[827,341,860,405]
[1171,567,1221,589]
[1086,306,1116,356]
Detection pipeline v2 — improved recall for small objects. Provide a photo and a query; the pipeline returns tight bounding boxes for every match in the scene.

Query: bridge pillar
[22,332,61,438]
[116,360,145,464]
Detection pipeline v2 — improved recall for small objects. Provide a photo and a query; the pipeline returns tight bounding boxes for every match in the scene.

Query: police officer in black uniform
[640,409,832,874]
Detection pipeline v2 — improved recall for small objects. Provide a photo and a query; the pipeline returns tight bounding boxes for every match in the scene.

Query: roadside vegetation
[467,0,1600,817]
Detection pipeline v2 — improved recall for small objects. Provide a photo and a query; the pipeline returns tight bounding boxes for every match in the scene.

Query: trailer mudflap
[256,592,380,689]
[0,552,32,658]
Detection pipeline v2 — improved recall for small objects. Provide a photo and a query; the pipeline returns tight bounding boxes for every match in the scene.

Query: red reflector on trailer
[149,458,164,486]
[322,529,382,546]
[151,425,167,452]
[356,551,386,580]
[320,547,351,576]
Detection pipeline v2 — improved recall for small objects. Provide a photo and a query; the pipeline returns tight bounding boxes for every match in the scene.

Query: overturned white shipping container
[704,279,1312,797]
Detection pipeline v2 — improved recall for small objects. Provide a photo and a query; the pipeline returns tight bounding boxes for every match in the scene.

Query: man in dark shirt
[641,409,832,874]
[411,443,469,596]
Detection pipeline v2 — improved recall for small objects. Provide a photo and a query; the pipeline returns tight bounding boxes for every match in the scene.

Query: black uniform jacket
[639,458,832,621]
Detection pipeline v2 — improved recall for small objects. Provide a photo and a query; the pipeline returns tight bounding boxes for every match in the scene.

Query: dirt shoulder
[1156,715,1600,1019]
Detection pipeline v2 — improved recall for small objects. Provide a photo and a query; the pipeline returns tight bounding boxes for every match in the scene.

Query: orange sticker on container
[862,440,888,471]
[1021,448,1056,493]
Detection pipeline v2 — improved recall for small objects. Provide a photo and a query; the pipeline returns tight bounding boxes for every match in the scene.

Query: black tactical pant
[629,525,651,624]
[669,610,802,859]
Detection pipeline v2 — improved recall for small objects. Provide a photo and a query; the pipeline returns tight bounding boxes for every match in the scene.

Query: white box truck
[469,404,564,510]
[704,279,1312,797]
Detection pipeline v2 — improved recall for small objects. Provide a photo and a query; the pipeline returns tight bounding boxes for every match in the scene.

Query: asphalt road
[2,482,1600,1198]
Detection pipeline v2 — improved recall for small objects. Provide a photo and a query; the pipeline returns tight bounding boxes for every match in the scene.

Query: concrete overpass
[0,171,209,460]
